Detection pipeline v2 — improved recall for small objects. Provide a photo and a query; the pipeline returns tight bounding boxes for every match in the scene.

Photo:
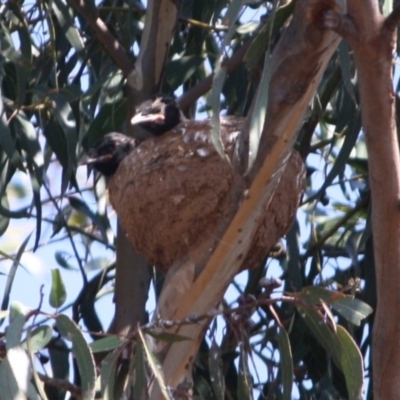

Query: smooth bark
[326,1,400,397]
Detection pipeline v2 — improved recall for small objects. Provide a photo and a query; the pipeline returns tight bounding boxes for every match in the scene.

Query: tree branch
[345,0,400,397]
[67,0,134,77]
[38,373,82,399]
[149,0,343,395]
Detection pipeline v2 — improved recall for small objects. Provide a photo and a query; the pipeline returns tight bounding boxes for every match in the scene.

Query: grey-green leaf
[90,335,125,353]
[23,326,53,353]
[50,269,67,309]
[336,325,364,400]
[56,314,96,400]
[277,326,293,400]
[332,298,373,326]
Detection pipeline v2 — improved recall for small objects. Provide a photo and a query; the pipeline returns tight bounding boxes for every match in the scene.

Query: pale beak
[130,112,165,125]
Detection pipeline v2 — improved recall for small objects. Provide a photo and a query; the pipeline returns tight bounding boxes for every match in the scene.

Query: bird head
[81,132,136,177]
[130,96,183,138]
[82,96,183,176]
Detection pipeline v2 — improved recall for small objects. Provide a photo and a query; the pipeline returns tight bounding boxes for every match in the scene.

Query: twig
[38,373,83,399]
[142,295,296,332]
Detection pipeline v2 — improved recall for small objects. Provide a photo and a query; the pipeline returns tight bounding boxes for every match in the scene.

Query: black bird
[82,132,136,177]
[130,96,184,140]
[82,96,183,176]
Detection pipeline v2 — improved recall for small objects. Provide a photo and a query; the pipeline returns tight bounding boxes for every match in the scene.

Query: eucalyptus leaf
[277,326,293,400]
[332,298,373,326]
[56,314,96,400]
[50,268,67,309]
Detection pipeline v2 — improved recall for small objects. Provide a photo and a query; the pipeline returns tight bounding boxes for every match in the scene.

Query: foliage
[0,0,390,398]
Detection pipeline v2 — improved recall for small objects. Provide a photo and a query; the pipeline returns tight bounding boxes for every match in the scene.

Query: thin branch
[38,373,82,399]
[67,0,134,77]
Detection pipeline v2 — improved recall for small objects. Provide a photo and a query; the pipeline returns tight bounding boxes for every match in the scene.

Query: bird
[82,95,183,176]
[82,132,137,177]
[130,95,185,139]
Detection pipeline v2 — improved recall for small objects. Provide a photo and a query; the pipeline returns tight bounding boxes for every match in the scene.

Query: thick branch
[126,0,183,98]
[149,0,343,396]
[67,0,134,77]
[343,0,400,397]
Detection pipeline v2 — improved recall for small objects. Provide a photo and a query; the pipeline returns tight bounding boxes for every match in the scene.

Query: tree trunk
[325,1,400,397]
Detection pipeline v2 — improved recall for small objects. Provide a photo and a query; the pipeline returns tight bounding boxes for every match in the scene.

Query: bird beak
[130,112,165,126]
[79,154,114,179]
[79,154,113,166]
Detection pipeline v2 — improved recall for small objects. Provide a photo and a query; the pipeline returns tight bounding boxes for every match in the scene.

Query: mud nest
[108,117,305,273]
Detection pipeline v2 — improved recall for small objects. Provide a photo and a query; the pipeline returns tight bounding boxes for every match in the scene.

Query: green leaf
[47,337,69,400]
[68,196,96,220]
[90,335,125,353]
[6,314,26,350]
[12,112,44,249]
[285,221,303,291]
[0,233,31,327]
[56,314,96,400]
[49,92,78,193]
[134,338,147,400]
[51,0,85,53]
[296,304,340,367]
[0,193,10,236]
[0,347,33,399]
[208,340,224,400]
[295,286,347,305]
[100,350,119,400]
[54,251,76,270]
[336,326,364,399]
[332,298,373,326]
[244,1,295,70]
[84,99,127,148]
[277,327,293,400]
[0,112,24,170]
[22,326,53,352]
[208,0,243,161]
[26,328,49,400]
[77,268,112,338]
[247,40,270,172]
[9,301,31,321]
[50,269,67,308]
[237,340,253,400]
[137,327,173,400]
